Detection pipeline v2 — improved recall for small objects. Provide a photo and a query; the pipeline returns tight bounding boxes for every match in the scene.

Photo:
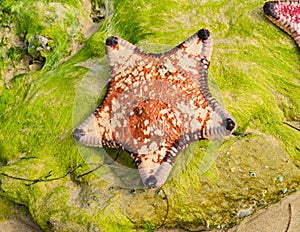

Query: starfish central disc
[128,99,181,144]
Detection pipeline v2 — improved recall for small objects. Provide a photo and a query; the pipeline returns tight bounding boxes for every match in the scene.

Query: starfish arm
[161,29,213,87]
[139,162,173,188]
[133,140,185,188]
[172,31,235,140]
[173,28,213,61]
[73,107,113,147]
[188,111,236,140]
[191,50,236,139]
[202,114,236,138]
[264,1,300,47]
[73,36,138,148]
[106,36,144,78]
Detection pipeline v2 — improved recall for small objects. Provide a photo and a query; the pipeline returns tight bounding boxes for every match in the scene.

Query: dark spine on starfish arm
[142,162,173,188]
[197,28,210,41]
[176,28,210,49]
[73,128,85,142]
[106,36,118,47]
[199,57,217,107]
[263,1,278,19]
[225,118,235,131]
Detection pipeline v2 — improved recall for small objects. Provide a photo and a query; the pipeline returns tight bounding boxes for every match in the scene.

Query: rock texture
[0,0,299,231]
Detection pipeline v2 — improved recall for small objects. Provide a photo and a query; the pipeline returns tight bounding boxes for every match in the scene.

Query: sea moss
[0,0,299,231]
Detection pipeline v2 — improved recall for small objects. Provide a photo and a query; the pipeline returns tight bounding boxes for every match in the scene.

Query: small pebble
[155,189,163,195]
[278,176,284,182]
[130,189,136,194]
[258,201,266,205]
[249,171,256,177]
[237,208,254,218]
[227,152,231,162]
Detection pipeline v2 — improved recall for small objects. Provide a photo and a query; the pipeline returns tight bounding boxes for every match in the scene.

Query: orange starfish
[74,29,236,188]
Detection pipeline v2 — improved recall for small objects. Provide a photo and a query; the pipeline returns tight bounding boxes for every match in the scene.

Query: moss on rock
[0,0,299,231]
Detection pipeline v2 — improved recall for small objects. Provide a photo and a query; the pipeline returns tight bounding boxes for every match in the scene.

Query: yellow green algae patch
[0,195,26,221]
[0,0,299,231]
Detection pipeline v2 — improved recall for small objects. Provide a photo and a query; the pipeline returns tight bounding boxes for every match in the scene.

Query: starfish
[263,1,300,47]
[73,29,236,188]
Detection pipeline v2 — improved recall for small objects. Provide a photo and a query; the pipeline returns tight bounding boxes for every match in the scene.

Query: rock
[0,0,101,88]
[0,0,299,231]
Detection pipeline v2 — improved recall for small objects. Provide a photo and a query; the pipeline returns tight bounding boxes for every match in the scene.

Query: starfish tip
[263,1,300,47]
[225,118,236,131]
[144,176,158,188]
[263,1,277,18]
[73,128,84,142]
[197,28,210,41]
[106,36,118,47]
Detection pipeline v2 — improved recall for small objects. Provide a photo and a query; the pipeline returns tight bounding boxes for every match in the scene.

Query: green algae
[0,194,29,222]
[0,0,299,231]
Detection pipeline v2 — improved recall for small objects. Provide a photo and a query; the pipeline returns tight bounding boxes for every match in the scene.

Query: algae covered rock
[0,0,299,231]
[0,0,101,88]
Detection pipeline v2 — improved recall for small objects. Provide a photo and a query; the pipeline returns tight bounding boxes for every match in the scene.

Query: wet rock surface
[0,0,299,231]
